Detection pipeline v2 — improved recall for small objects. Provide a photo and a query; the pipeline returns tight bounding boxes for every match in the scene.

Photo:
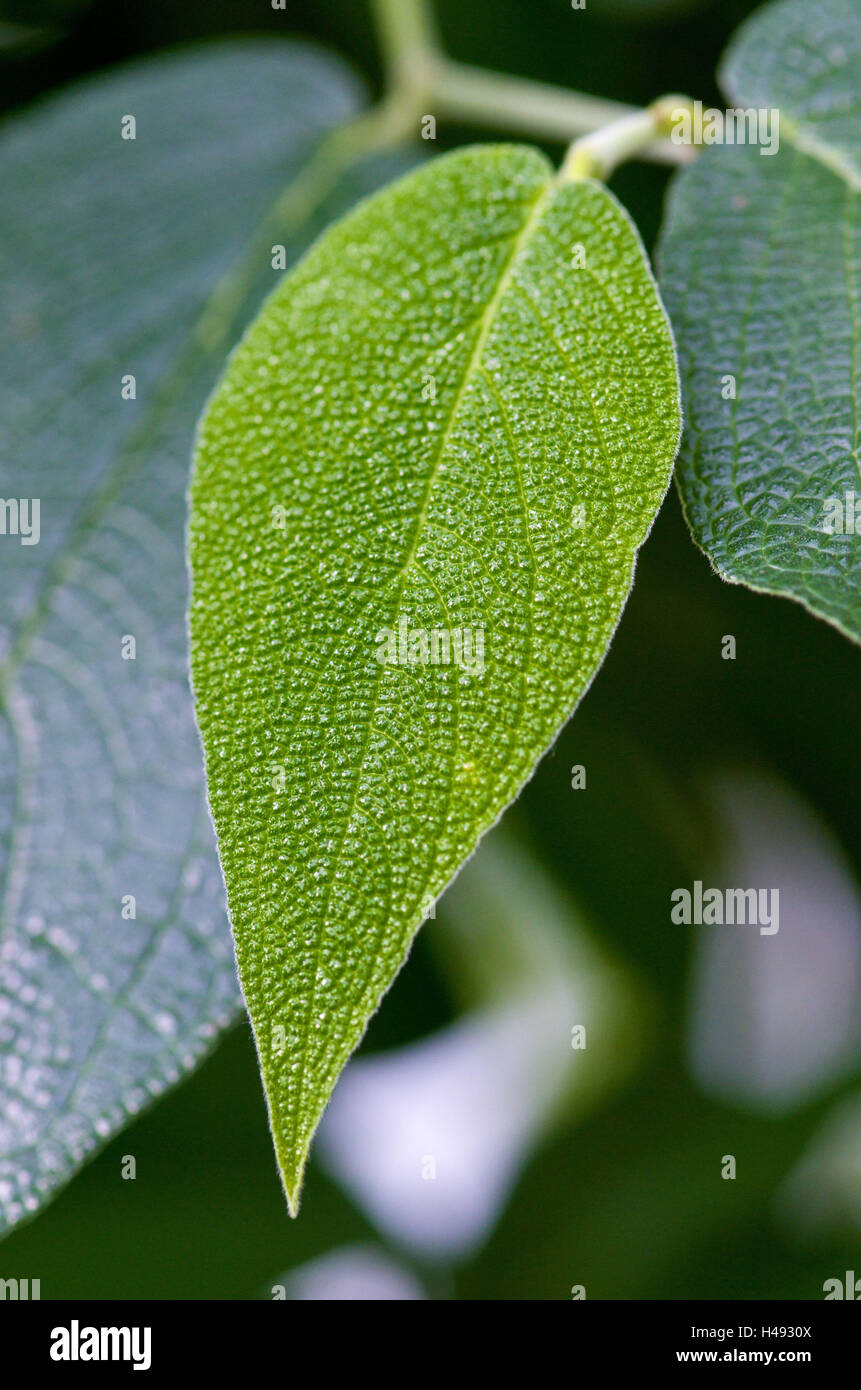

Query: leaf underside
[189,144,681,1210]
[0,39,391,1237]
[658,0,861,642]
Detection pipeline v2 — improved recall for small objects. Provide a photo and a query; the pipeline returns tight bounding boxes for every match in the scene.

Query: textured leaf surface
[0,40,370,1235]
[658,0,861,641]
[189,145,681,1210]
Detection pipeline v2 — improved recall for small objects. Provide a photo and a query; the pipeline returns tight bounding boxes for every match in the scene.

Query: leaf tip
[278,1147,309,1219]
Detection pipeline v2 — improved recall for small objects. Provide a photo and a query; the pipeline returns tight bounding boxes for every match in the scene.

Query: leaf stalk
[370,0,696,170]
[560,95,696,181]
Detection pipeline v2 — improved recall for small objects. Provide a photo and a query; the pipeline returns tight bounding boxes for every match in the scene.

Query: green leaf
[189,144,681,1212]
[658,0,861,642]
[0,39,385,1236]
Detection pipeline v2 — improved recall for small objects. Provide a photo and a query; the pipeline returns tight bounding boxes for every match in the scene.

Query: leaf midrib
[284,170,555,1177]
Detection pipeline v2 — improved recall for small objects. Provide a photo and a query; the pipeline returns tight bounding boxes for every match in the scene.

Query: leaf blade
[189,145,681,1209]
[658,0,861,641]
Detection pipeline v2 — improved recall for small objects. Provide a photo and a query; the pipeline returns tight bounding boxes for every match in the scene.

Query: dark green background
[1,0,859,1299]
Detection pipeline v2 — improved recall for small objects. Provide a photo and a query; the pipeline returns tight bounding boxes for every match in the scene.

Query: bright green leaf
[189,144,681,1212]
[658,0,861,642]
[0,39,395,1236]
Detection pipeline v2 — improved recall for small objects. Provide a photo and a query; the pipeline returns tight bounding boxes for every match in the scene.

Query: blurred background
[1,0,860,1300]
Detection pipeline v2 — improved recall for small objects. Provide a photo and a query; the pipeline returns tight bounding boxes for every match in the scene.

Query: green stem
[369,0,439,92]
[432,62,692,169]
[369,0,695,173]
[560,94,696,181]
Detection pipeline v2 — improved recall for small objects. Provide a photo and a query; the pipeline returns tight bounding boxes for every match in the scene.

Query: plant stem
[560,96,695,180]
[431,62,691,168]
[370,0,695,172]
[369,0,439,91]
